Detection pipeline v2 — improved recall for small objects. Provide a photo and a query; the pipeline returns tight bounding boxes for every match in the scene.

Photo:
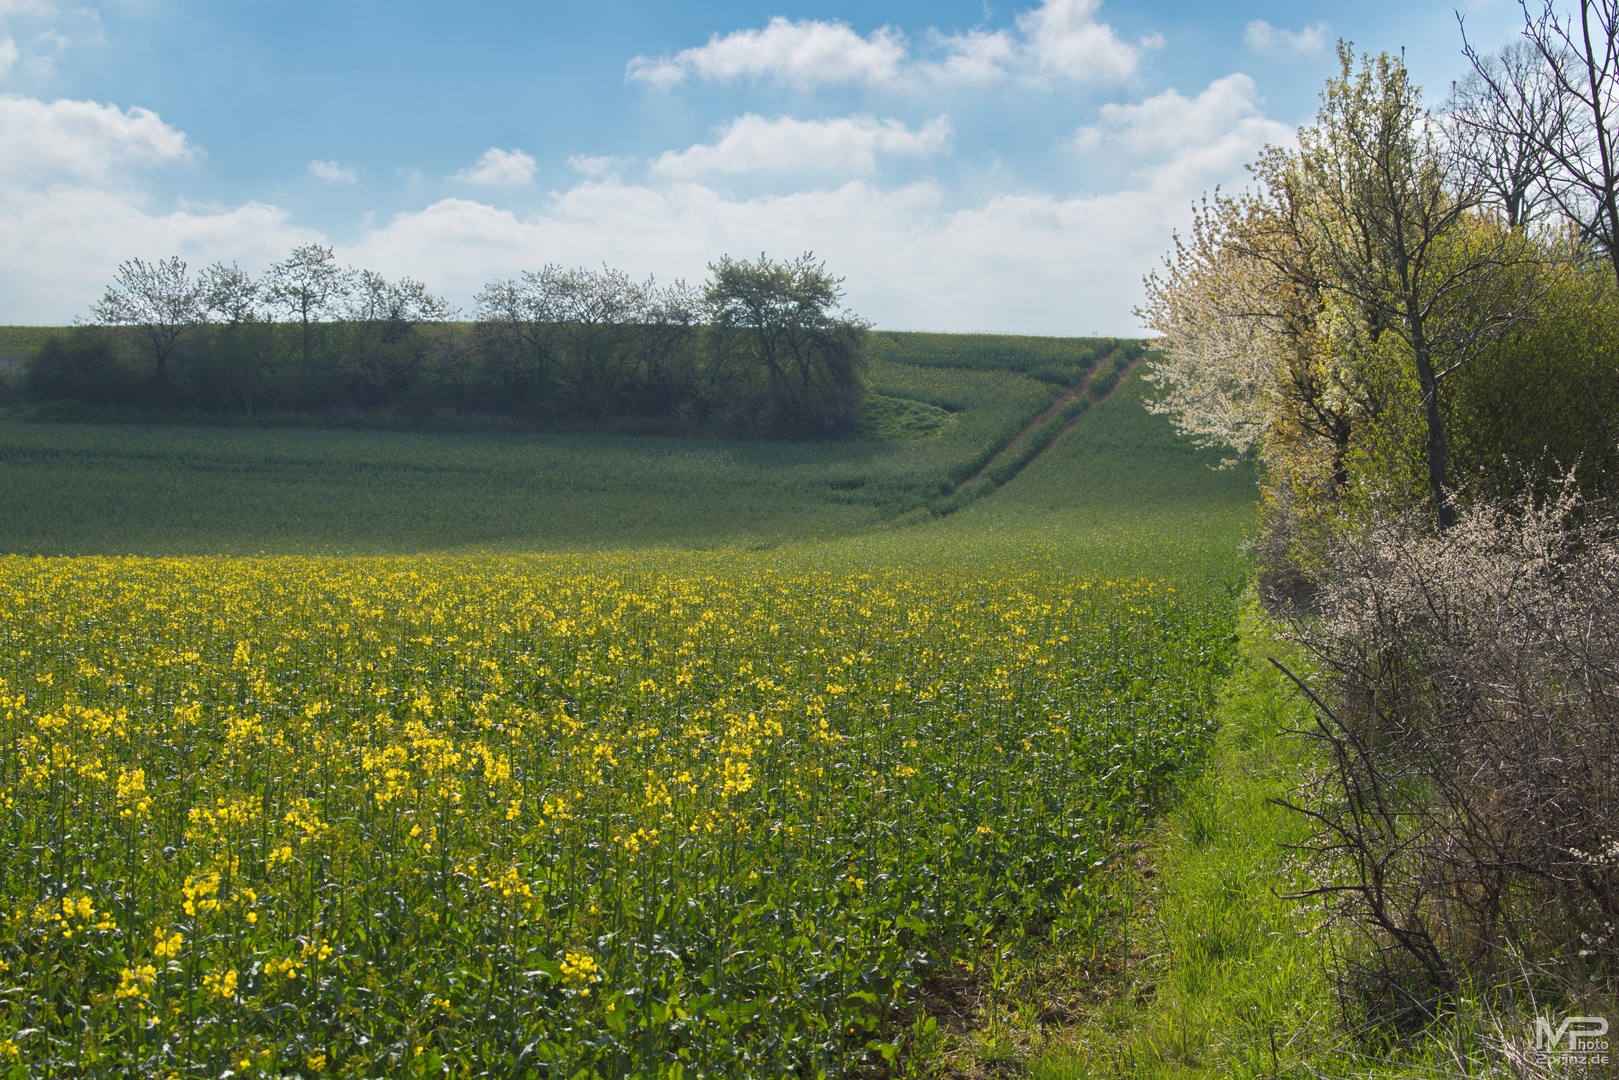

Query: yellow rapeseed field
[0,549,1236,1078]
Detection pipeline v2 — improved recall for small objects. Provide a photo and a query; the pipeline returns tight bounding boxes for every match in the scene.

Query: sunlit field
[0,548,1239,1077]
[0,362,1258,1077]
[0,360,1059,558]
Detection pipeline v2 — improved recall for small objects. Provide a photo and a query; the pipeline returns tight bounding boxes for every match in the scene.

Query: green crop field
[0,345,1259,1078]
[0,359,1063,557]
[867,331,1134,387]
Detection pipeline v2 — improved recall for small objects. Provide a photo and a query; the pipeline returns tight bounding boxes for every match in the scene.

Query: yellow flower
[114,964,158,1000]
[201,968,237,999]
[152,929,184,959]
[559,951,600,987]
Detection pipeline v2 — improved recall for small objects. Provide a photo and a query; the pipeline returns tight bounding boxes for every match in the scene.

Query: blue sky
[0,0,1530,332]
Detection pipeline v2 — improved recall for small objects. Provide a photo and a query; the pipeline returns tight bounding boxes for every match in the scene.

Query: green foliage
[1445,259,1619,501]
[21,330,144,406]
[704,253,869,433]
[858,392,956,440]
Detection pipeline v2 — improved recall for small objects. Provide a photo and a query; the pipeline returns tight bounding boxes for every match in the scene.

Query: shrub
[1278,484,1619,1018]
[24,330,142,405]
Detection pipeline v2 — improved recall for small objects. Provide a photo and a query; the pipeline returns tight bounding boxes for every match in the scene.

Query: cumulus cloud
[628,0,1146,91]
[0,186,319,322]
[0,34,17,76]
[0,93,317,322]
[452,146,537,187]
[627,17,907,90]
[339,180,1147,334]
[0,62,1286,335]
[1015,0,1139,82]
[308,159,357,183]
[649,114,952,179]
[1074,73,1293,180]
[334,75,1281,335]
[0,93,195,185]
[1244,19,1330,56]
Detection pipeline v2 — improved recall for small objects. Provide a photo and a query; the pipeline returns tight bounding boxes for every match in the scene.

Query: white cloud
[0,0,103,79]
[567,153,630,178]
[339,181,1150,334]
[452,146,537,187]
[628,0,1146,91]
[1244,20,1330,56]
[308,159,357,183]
[0,93,316,322]
[917,27,1017,84]
[0,67,1286,335]
[0,94,195,185]
[1076,73,1291,160]
[337,76,1283,335]
[649,114,952,179]
[0,187,320,321]
[627,17,908,90]
[1015,0,1139,82]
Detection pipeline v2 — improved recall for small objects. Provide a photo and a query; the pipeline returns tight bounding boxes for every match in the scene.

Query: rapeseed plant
[0,548,1236,1076]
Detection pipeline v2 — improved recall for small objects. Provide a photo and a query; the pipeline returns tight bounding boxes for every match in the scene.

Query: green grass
[869,330,1133,386]
[0,326,59,350]
[859,392,957,441]
[0,359,1070,557]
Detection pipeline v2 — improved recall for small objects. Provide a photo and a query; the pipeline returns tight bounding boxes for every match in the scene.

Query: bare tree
[90,256,203,387]
[1470,0,1619,278]
[1448,37,1569,227]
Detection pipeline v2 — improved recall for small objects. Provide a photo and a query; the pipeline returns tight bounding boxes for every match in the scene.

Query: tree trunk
[1412,343,1456,530]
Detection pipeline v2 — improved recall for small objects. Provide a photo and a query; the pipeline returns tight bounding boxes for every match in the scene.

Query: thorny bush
[1276,485,1619,1020]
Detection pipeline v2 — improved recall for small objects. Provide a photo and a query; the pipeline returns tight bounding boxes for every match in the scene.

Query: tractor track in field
[932,353,1147,514]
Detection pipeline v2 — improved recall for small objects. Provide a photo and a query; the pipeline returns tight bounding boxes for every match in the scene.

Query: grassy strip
[1035,601,1619,1080]
[1034,600,1337,1078]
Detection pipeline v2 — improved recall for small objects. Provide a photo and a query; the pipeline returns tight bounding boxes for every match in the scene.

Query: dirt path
[1018,353,1148,472]
[937,353,1148,507]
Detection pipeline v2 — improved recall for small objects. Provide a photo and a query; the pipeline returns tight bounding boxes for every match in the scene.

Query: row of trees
[1140,17,1619,1026]
[22,248,871,436]
[1142,41,1619,541]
